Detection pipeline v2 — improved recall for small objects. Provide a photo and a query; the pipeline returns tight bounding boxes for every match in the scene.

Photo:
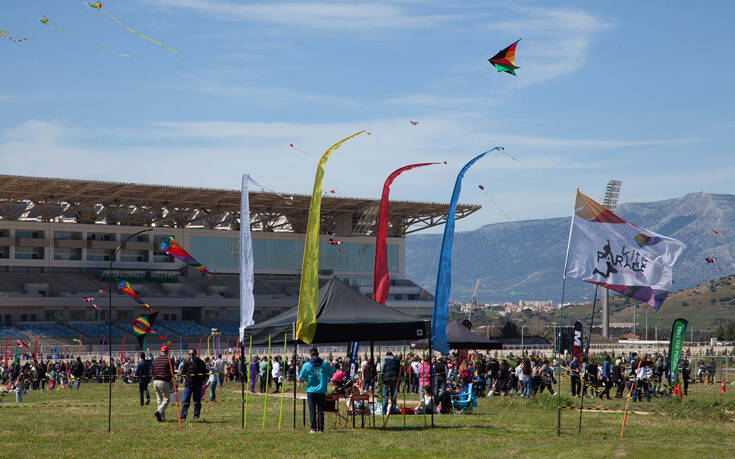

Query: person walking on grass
[151,345,175,422]
[381,351,401,414]
[298,347,334,433]
[135,351,152,406]
[180,348,207,421]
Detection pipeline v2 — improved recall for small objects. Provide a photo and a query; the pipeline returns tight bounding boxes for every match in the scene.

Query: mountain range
[406,192,734,305]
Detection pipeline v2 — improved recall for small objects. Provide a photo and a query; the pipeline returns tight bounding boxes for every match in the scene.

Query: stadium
[0,174,479,351]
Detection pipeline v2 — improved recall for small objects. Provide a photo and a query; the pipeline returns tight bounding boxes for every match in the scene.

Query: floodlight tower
[601,180,622,339]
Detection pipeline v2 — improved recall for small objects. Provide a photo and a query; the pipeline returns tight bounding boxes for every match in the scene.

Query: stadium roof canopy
[0,175,481,237]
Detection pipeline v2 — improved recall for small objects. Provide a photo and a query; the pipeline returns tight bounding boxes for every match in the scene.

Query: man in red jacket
[151,345,174,422]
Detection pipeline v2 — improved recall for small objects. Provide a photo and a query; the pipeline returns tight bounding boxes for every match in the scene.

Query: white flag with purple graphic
[566,190,685,310]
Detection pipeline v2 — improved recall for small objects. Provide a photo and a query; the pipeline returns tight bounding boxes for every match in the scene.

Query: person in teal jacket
[298,347,334,433]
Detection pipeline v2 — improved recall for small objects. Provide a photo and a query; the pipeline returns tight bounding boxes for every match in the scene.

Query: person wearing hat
[151,345,175,422]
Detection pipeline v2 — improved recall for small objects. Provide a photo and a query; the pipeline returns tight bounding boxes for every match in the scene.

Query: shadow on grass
[322,424,509,432]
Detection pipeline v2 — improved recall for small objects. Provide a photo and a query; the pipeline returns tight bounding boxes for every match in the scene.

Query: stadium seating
[0,326,25,338]
[205,322,239,336]
[160,322,210,336]
[17,322,76,338]
[67,322,128,337]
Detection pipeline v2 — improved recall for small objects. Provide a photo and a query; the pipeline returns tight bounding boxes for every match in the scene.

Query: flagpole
[244,335,253,428]
[241,340,245,430]
[279,333,287,429]
[578,285,599,433]
[263,334,272,429]
[557,188,578,436]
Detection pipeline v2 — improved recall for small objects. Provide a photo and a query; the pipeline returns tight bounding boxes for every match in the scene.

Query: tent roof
[246,277,428,344]
[446,320,503,350]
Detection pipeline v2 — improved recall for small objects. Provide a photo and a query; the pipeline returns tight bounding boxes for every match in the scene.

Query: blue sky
[1,1,733,232]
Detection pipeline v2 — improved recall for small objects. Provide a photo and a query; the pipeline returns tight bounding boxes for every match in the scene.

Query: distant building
[0,175,481,337]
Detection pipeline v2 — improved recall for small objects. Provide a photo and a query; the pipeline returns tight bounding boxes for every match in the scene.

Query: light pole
[108,228,152,434]
[601,180,622,339]
[521,326,526,355]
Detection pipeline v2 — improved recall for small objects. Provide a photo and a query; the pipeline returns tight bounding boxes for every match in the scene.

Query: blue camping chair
[451,383,478,415]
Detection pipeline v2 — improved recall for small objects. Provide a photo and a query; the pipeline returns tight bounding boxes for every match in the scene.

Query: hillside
[407,192,735,304]
[489,274,735,339]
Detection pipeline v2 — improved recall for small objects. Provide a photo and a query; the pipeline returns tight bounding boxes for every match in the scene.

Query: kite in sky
[478,185,513,221]
[713,229,722,235]
[132,312,169,349]
[82,297,100,310]
[1,29,29,43]
[289,143,312,157]
[40,16,131,57]
[328,238,344,255]
[489,39,521,76]
[509,290,526,295]
[87,2,179,55]
[118,281,152,311]
[72,338,82,344]
[410,121,419,126]
[160,236,214,279]
[705,257,722,270]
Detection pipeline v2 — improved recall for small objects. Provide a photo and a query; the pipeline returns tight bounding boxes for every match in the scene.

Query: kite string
[479,188,513,221]
[98,9,179,55]
[247,176,293,201]
[44,23,131,57]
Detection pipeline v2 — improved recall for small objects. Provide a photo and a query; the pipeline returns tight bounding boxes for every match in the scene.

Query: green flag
[667,317,688,386]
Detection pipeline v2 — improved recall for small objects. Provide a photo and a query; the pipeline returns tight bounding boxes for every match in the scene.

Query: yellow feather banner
[295,130,367,343]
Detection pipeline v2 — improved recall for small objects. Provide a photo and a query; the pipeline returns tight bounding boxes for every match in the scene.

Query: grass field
[2,378,734,458]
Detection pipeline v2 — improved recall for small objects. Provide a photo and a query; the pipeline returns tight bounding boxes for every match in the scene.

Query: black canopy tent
[445,320,502,350]
[242,277,429,430]
[245,277,428,344]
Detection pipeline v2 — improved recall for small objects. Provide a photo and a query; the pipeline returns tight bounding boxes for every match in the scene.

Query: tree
[501,321,519,338]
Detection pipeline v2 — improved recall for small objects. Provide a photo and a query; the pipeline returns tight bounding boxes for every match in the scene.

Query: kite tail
[99,10,179,55]
[46,24,131,57]
[1,30,29,43]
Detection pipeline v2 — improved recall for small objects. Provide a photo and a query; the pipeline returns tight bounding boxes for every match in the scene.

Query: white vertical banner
[239,174,255,340]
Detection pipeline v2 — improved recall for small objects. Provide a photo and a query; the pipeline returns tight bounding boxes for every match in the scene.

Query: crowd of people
[1,343,728,428]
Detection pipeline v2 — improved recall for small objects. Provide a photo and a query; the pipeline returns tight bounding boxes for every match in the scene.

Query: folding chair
[346,394,370,428]
[451,383,478,415]
[324,394,349,430]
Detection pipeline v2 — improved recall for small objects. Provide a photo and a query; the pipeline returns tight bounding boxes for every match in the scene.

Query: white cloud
[141,0,457,30]
[0,118,710,234]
